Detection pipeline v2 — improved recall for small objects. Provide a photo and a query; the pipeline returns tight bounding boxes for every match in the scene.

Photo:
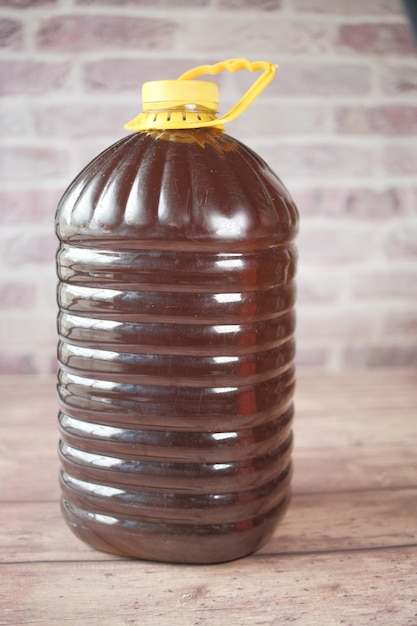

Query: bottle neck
[139,104,219,130]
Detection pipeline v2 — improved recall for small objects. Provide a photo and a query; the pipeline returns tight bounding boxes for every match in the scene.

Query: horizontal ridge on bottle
[56,127,298,562]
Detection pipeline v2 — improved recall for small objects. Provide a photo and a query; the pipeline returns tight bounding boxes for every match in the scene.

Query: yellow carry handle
[125,58,277,131]
[178,59,277,127]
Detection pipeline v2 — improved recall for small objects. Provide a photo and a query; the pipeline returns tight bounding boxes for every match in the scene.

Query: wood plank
[1,429,416,501]
[296,369,417,395]
[0,371,416,626]
[0,373,415,443]
[1,488,416,564]
[293,445,417,493]
[2,369,417,424]
[295,408,417,448]
[294,371,417,447]
[1,548,416,626]
[0,377,57,425]
[262,487,417,555]
[2,371,416,455]
[0,426,60,501]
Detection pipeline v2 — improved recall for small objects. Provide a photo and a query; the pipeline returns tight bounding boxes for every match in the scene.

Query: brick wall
[1,0,416,374]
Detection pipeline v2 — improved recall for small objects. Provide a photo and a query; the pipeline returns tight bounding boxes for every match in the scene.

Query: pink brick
[292,187,404,219]
[296,273,340,305]
[0,354,37,375]
[297,311,376,340]
[260,143,375,179]
[72,140,115,173]
[0,61,71,95]
[377,105,410,134]
[230,62,371,99]
[335,106,371,134]
[337,106,417,135]
[297,226,373,264]
[384,225,417,259]
[293,0,402,14]
[231,102,329,138]
[219,0,282,8]
[0,189,62,225]
[183,18,334,55]
[382,145,417,175]
[383,311,417,336]
[0,102,29,136]
[34,103,134,138]
[49,355,59,375]
[295,346,330,369]
[0,283,37,309]
[337,23,415,55]
[0,18,22,49]
[344,345,417,368]
[36,15,177,51]
[268,62,371,97]
[0,0,56,6]
[353,271,417,299]
[377,65,417,96]
[84,58,192,92]
[4,233,56,266]
[79,0,207,4]
[0,147,71,182]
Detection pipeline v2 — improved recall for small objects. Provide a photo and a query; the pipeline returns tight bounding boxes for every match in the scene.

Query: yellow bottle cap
[125,58,277,132]
[142,80,219,112]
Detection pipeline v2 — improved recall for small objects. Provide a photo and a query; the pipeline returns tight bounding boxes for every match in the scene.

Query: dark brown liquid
[56,128,298,563]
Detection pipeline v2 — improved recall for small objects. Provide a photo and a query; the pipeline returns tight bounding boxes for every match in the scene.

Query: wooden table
[1,370,416,625]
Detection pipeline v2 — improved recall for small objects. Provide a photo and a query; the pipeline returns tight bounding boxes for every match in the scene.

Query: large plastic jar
[56,59,299,563]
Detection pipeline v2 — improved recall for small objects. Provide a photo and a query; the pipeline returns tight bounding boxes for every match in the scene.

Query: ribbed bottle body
[56,129,298,563]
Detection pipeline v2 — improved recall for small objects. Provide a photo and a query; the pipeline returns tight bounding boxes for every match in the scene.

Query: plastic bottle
[56,59,299,564]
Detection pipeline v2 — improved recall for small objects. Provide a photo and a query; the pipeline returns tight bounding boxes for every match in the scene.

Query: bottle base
[61,495,290,565]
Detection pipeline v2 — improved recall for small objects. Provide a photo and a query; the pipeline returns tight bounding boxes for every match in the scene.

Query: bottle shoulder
[56,130,298,248]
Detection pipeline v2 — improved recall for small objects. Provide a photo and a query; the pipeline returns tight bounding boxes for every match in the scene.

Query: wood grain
[0,370,416,626]
[1,487,416,564]
[1,549,416,626]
